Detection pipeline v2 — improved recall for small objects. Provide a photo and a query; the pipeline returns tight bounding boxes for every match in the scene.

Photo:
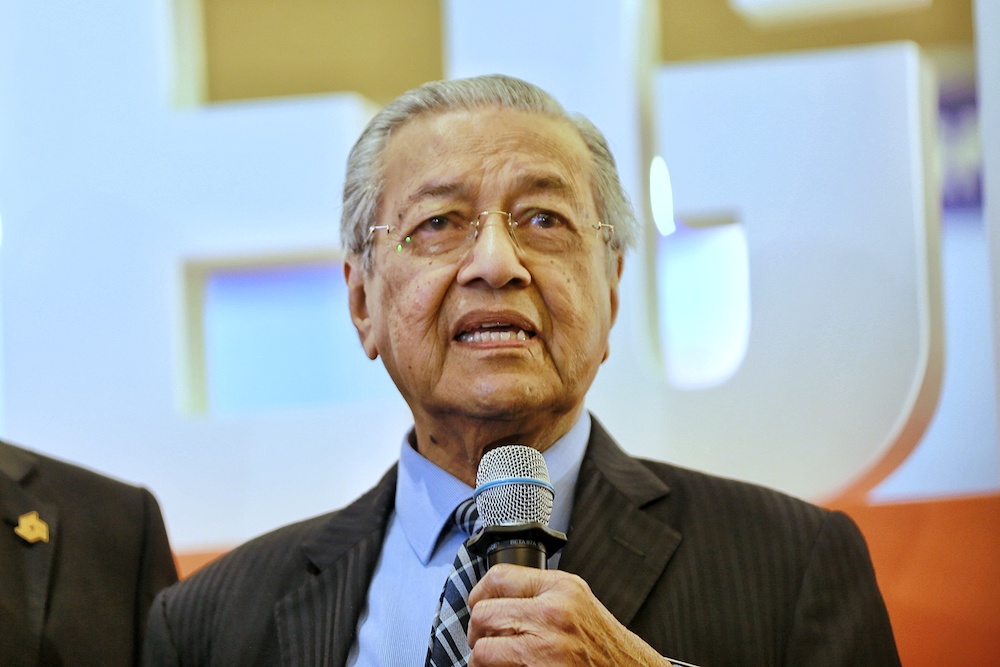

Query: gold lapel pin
[15,511,50,544]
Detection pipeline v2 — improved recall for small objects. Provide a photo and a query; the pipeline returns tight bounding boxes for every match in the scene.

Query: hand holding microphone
[464,446,687,666]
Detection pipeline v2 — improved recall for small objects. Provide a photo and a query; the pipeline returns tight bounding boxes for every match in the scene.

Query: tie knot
[452,498,479,536]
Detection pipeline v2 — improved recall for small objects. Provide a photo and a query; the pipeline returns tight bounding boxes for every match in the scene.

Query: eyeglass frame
[364,210,615,256]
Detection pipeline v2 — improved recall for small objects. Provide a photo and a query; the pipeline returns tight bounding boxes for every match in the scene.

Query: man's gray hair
[340,74,638,271]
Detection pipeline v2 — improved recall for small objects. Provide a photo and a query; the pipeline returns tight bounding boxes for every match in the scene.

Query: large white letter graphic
[650,43,943,501]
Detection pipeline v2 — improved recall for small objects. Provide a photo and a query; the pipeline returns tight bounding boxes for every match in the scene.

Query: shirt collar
[395,412,591,565]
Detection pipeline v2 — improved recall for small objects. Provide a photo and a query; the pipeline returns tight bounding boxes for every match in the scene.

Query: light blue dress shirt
[347,412,590,666]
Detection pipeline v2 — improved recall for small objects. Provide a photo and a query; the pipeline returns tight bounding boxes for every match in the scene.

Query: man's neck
[408,406,584,486]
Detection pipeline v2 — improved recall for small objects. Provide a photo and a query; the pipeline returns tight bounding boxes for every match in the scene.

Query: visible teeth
[459,329,530,343]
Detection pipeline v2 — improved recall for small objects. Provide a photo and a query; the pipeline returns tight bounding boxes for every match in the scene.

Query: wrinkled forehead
[380,107,596,208]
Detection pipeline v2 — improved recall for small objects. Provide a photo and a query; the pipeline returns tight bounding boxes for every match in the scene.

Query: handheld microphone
[466,445,567,569]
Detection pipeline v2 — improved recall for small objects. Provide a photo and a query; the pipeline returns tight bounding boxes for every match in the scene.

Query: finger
[468,633,541,667]
[467,594,529,646]
[468,563,545,608]
[470,625,592,667]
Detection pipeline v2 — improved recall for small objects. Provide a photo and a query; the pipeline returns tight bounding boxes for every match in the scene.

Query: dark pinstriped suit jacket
[144,417,900,666]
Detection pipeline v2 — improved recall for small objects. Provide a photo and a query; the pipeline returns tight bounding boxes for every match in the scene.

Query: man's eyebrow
[403,182,470,208]
[515,173,575,196]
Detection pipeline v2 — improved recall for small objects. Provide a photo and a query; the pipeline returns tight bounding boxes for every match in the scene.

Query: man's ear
[610,251,624,321]
[603,251,624,363]
[344,255,379,360]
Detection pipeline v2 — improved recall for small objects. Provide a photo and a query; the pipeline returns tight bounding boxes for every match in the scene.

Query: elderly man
[144,74,900,666]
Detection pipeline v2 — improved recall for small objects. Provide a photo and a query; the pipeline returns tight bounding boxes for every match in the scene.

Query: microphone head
[474,445,554,527]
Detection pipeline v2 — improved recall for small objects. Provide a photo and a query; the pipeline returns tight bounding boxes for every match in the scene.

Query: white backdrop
[0,0,996,551]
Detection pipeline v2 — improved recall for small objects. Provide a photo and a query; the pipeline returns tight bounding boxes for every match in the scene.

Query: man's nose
[456,213,531,288]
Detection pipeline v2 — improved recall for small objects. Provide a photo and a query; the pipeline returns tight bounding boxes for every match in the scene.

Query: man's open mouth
[455,321,536,343]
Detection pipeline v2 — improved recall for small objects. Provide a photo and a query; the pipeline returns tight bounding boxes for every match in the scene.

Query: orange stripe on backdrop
[830,493,1000,666]
[174,493,1000,664]
[176,550,227,580]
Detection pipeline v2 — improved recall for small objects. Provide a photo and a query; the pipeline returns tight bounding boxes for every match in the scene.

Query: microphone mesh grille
[475,445,553,526]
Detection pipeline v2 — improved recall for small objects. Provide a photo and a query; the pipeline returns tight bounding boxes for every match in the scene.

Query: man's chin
[435,384,565,423]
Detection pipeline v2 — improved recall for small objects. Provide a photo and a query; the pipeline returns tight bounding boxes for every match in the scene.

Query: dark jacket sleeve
[784,510,900,666]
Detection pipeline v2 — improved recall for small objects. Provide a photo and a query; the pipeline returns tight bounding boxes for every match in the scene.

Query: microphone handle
[486,537,550,569]
[467,523,568,570]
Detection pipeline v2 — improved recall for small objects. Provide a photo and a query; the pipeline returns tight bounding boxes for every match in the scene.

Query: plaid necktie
[426,498,487,667]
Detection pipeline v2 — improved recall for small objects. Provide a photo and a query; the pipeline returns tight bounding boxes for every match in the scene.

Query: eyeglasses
[365,209,614,261]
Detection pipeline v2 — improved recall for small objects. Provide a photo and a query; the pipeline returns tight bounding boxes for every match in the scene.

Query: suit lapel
[274,466,397,667]
[0,442,59,664]
[558,418,681,626]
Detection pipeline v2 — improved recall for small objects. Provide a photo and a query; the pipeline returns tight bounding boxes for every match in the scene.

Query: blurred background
[1,0,997,663]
